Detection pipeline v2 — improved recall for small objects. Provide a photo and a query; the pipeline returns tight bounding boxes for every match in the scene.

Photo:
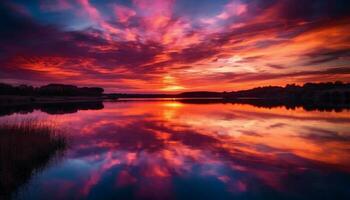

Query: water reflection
[181,98,350,112]
[1,101,350,199]
[0,101,104,116]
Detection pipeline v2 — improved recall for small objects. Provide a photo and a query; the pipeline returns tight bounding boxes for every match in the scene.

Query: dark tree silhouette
[0,83,104,96]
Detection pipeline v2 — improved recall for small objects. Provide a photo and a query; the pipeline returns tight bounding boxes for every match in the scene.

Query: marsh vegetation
[0,119,67,199]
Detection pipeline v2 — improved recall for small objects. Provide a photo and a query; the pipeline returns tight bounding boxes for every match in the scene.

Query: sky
[0,0,350,93]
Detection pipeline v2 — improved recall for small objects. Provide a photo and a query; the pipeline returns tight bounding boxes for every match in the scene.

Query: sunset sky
[1,0,350,93]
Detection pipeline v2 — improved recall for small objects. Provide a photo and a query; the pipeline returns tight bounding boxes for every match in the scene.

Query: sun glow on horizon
[161,85,186,92]
[161,75,186,91]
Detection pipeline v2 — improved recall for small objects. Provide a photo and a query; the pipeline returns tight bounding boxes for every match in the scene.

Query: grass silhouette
[0,119,67,199]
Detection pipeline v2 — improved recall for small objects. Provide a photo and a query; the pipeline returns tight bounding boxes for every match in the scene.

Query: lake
[1,100,350,200]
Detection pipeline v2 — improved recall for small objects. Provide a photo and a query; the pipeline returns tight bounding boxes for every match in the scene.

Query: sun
[161,75,185,91]
[162,85,185,91]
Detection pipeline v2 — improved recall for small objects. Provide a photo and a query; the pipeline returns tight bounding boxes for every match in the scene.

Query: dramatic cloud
[0,0,349,92]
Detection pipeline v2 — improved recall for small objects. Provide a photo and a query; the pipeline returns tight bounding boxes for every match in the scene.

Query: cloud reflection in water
[6,101,350,200]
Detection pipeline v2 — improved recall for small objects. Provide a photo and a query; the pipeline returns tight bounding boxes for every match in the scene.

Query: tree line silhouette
[1,81,349,112]
[224,81,350,103]
[0,83,104,96]
[1,82,349,104]
[111,81,350,103]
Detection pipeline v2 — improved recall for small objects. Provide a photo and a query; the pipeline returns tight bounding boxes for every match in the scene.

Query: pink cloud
[133,0,174,15]
[217,1,247,20]
[133,0,175,29]
[77,0,120,39]
[113,4,136,23]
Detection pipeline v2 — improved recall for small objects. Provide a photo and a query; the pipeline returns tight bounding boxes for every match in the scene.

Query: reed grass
[0,119,67,199]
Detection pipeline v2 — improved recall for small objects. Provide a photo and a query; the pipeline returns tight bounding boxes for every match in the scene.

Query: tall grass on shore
[0,119,67,199]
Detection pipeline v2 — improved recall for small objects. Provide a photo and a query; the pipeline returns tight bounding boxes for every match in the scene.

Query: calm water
[2,101,350,200]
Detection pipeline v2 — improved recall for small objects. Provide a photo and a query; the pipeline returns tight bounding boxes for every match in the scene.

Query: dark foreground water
[1,100,350,200]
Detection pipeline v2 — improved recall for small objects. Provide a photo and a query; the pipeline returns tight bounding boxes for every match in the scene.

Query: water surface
[1,101,350,200]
